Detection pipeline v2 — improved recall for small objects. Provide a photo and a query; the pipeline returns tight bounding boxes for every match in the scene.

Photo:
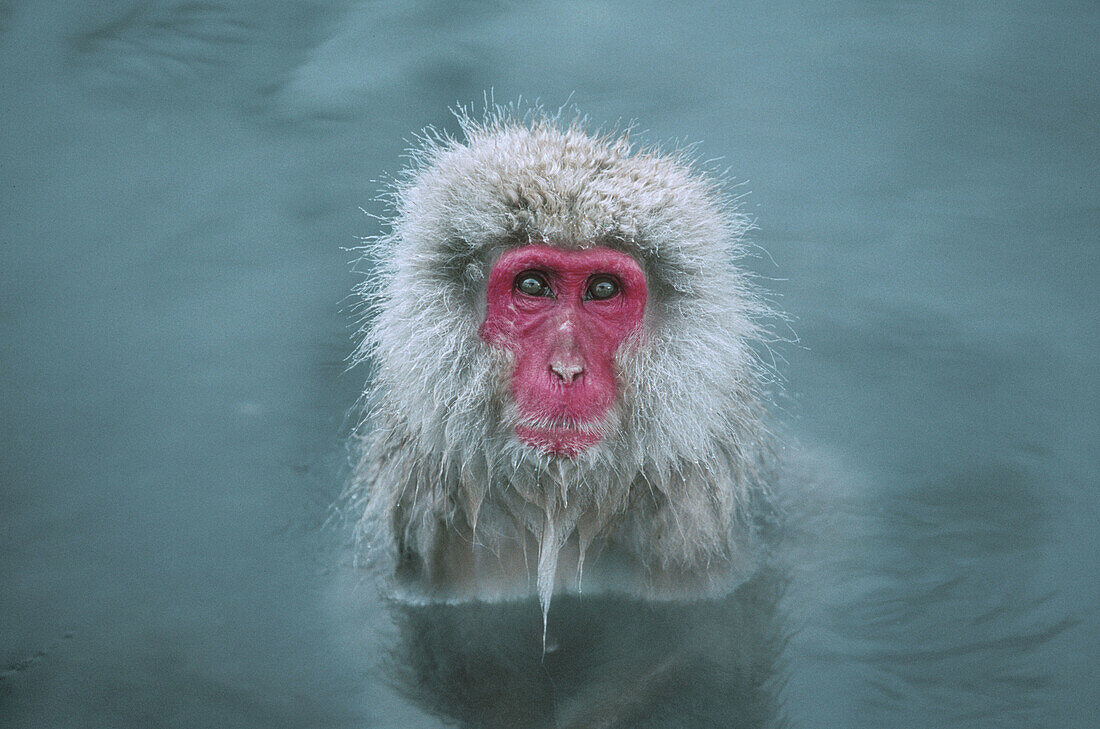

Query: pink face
[480,244,647,457]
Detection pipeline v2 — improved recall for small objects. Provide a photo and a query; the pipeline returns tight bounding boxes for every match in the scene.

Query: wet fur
[346,108,776,614]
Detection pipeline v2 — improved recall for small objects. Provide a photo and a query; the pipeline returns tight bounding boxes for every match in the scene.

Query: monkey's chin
[514,425,600,458]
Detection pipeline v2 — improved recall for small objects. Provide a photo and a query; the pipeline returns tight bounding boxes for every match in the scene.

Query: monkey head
[349,110,774,604]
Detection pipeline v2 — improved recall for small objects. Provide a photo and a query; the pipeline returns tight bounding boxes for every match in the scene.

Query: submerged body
[348,110,774,615]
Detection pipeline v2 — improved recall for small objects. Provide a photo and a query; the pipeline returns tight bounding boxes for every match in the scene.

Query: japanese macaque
[347,110,774,620]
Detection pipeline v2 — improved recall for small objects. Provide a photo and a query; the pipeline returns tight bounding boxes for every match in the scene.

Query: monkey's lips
[514,424,601,458]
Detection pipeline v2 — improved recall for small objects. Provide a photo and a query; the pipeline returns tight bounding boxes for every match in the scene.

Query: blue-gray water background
[1,2,1096,727]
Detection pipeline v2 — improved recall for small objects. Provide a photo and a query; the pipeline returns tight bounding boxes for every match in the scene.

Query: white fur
[346,108,776,619]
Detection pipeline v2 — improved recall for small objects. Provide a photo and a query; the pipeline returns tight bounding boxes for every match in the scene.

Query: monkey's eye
[586,276,620,300]
[515,272,552,297]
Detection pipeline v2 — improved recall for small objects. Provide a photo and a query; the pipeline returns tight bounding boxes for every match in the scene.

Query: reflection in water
[68,3,252,84]
[856,466,1075,723]
[386,569,788,729]
[786,460,1077,727]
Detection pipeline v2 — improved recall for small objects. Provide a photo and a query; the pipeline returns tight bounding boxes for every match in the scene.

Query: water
[1,1,1096,726]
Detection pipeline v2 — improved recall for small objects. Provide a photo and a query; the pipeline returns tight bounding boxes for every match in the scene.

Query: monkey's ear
[463,262,485,288]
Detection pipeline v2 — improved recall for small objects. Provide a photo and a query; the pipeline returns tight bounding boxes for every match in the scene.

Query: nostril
[550,362,584,383]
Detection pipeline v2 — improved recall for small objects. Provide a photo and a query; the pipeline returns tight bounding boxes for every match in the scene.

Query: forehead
[490,244,644,277]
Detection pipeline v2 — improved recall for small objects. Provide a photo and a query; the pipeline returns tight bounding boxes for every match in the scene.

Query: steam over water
[1,2,1096,727]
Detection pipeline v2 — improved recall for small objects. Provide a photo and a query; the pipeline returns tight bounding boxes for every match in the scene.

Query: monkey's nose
[550,361,584,383]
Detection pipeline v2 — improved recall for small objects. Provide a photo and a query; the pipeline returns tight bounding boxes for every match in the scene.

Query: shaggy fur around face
[347,111,774,615]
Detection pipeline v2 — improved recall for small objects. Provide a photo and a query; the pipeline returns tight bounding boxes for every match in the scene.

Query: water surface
[1,2,1096,727]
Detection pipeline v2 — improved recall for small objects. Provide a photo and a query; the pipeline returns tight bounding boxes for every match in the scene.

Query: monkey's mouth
[514,424,601,458]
